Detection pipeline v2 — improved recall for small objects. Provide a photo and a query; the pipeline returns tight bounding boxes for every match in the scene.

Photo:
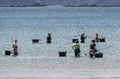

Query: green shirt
[73,43,80,49]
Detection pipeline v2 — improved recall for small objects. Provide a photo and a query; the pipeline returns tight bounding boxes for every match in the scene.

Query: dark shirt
[90,43,96,49]
[80,34,86,43]
[47,36,51,43]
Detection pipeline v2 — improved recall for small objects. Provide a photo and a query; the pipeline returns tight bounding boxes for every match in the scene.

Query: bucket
[99,38,105,42]
[59,52,66,57]
[5,50,11,55]
[95,52,103,58]
[32,39,39,43]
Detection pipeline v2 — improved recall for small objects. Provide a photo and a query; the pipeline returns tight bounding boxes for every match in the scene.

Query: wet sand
[0,56,120,79]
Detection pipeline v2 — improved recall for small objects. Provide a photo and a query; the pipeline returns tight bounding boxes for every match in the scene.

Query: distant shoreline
[63,5,120,7]
[0,5,120,7]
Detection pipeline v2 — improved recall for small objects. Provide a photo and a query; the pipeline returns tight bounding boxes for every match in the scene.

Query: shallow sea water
[0,6,120,78]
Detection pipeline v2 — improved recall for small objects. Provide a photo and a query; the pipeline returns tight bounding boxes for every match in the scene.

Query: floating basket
[32,39,39,43]
[5,50,11,55]
[99,38,105,42]
[95,52,103,58]
[59,52,66,57]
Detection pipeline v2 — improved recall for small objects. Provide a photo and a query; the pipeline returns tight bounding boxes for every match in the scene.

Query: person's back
[80,33,87,43]
[89,40,97,57]
[47,33,52,43]
[90,41,96,50]
[95,33,99,42]
[80,34,85,43]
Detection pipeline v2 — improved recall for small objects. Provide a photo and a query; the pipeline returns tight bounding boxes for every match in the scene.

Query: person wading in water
[12,39,18,56]
[89,40,98,57]
[95,33,99,42]
[72,40,80,57]
[80,33,87,43]
[47,33,52,43]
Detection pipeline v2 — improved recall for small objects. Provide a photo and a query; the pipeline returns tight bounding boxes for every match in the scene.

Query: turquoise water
[0,6,120,78]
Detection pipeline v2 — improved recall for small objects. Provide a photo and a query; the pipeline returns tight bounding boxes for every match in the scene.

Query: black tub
[59,52,66,57]
[32,39,39,43]
[89,52,103,58]
[95,52,103,58]
[5,50,11,55]
[99,38,105,42]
